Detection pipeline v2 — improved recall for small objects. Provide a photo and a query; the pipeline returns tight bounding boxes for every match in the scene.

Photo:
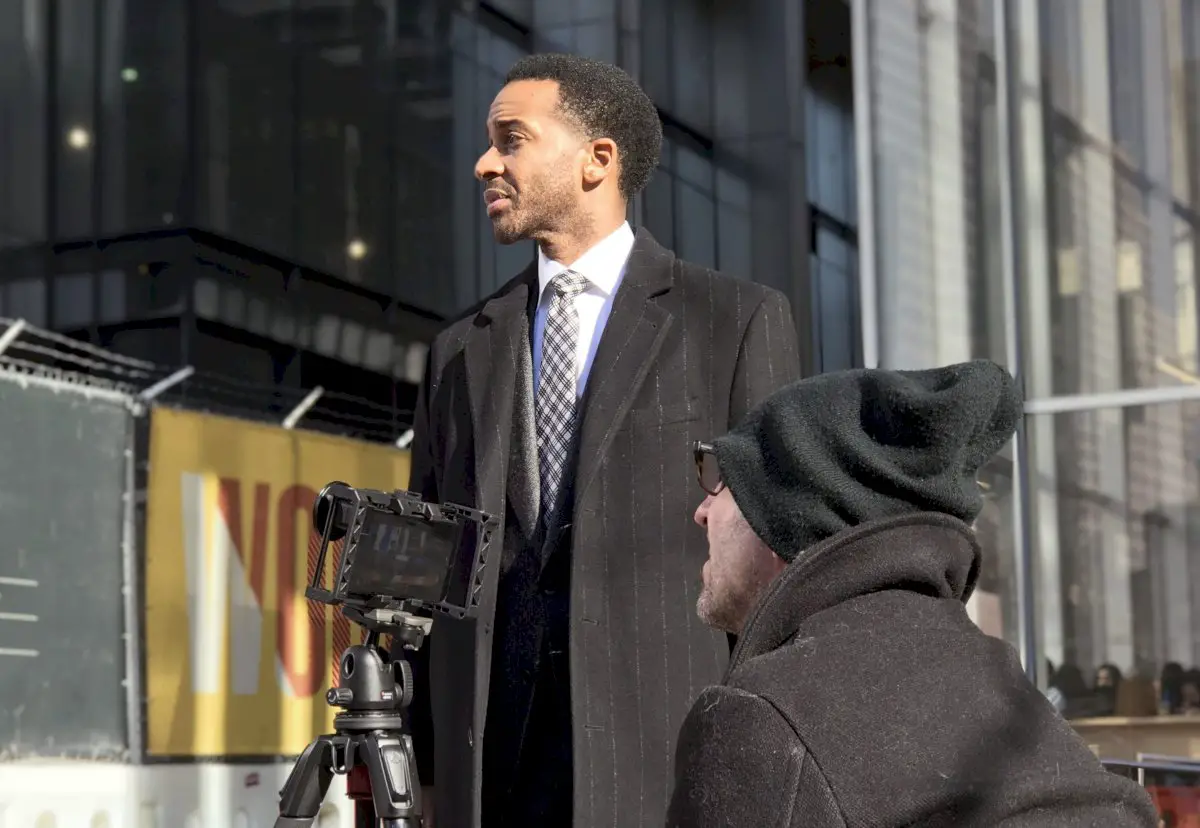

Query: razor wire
[0,317,416,445]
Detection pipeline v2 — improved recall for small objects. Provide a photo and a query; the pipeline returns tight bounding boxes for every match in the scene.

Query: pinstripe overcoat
[405,228,801,828]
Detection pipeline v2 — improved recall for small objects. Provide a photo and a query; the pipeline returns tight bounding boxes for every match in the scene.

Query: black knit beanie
[714,359,1022,562]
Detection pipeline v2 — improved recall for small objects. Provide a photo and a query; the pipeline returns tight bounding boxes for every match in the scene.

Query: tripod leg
[354,801,380,828]
[360,731,422,827]
[275,736,338,828]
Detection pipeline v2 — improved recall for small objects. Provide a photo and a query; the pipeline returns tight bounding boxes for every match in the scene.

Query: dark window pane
[0,0,49,247]
[56,0,96,239]
[105,0,190,233]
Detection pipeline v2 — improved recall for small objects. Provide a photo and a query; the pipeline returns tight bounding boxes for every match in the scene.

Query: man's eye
[504,134,525,148]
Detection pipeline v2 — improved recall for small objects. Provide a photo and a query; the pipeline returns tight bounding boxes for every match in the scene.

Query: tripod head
[274,485,498,828]
[325,606,430,720]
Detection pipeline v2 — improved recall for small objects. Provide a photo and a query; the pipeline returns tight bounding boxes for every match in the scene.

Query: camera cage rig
[274,482,498,827]
[305,481,500,629]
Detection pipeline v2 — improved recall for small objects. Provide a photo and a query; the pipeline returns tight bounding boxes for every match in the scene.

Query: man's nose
[693,497,711,528]
[475,146,503,181]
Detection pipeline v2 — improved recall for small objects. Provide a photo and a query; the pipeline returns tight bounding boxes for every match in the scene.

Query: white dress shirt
[532,221,636,397]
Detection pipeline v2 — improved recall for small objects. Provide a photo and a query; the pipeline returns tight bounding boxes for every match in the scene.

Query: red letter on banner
[277,484,324,698]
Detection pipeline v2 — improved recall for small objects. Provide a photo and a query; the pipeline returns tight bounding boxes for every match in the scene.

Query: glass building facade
[0,0,859,387]
[857,0,1200,706]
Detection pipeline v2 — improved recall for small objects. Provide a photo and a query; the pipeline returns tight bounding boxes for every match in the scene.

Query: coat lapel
[463,265,539,540]
[573,228,676,503]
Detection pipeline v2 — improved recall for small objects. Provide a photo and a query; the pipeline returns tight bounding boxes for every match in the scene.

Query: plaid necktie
[536,270,589,524]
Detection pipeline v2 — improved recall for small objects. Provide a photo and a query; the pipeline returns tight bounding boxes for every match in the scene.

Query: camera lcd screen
[346,508,460,604]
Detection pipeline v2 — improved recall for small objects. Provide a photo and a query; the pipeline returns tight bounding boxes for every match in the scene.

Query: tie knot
[551,270,589,300]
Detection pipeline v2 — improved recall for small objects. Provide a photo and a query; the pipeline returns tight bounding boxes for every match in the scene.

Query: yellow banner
[143,406,411,757]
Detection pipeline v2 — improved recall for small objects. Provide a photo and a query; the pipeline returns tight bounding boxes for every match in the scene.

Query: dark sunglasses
[692,440,725,496]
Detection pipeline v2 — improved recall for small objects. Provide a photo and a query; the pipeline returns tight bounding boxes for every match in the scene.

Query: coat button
[467,727,474,748]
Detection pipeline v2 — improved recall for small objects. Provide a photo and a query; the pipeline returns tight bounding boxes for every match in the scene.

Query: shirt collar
[537,221,635,302]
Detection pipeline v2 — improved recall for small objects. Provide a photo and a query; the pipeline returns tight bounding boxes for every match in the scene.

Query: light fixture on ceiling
[66,126,91,150]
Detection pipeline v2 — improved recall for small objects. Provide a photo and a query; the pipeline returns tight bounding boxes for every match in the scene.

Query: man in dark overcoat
[405,52,802,828]
[668,361,1159,828]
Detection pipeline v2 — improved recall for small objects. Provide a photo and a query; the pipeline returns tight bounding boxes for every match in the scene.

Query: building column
[923,0,972,366]
[1004,0,1060,679]
[1138,0,1193,667]
[861,0,972,370]
[1073,1,1134,673]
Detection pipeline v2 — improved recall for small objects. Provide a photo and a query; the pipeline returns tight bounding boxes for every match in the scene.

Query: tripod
[274,608,431,828]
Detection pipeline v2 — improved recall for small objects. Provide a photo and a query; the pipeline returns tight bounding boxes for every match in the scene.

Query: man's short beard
[488,164,580,245]
[490,213,529,245]
[696,584,752,635]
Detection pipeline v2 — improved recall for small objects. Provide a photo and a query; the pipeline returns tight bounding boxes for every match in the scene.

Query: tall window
[807,39,858,372]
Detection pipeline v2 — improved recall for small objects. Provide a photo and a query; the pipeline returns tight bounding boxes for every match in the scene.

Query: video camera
[275,482,498,828]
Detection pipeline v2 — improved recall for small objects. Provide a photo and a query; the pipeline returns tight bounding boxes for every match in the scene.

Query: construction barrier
[0,376,134,759]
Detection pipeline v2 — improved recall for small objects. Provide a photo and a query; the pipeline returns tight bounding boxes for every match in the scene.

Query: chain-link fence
[0,360,133,760]
[0,317,414,761]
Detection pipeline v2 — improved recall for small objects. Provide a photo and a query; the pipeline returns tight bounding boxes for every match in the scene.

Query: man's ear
[582,138,617,186]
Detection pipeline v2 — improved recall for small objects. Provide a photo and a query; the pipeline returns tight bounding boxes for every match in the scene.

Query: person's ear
[582,138,617,186]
